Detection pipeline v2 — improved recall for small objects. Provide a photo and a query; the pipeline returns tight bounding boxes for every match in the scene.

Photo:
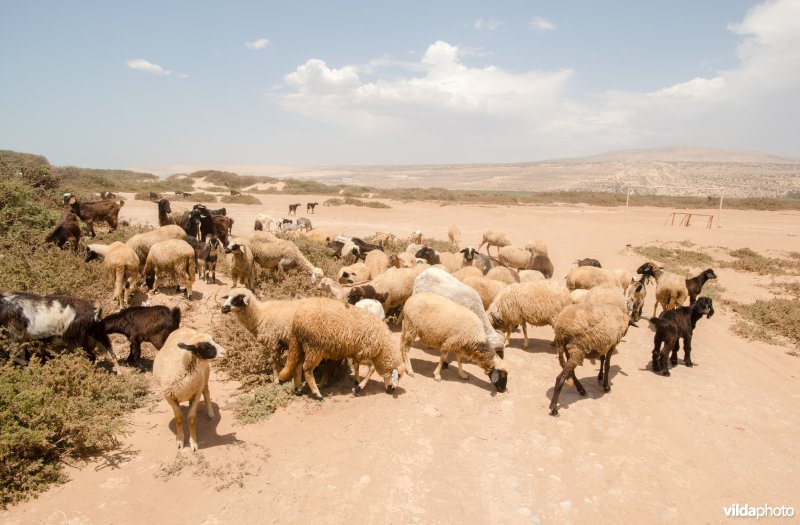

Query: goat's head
[695,297,714,318]
[158,199,171,214]
[703,268,718,280]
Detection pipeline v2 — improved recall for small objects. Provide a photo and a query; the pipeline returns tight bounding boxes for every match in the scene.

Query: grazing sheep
[221,289,312,381]
[317,277,355,302]
[519,270,546,282]
[524,239,548,256]
[576,258,602,268]
[103,306,181,364]
[462,276,507,310]
[277,298,404,399]
[126,225,188,268]
[364,249,389,278]
[296,217,312,232]
[84,241,140,308]
[478,229,512,256]
[650,297,714,375]
[497,246,532,270]
[248,236,324,281]
[637,261,689,316]
[0,291,119,371]
[452,265,484,282]
[627,275,649,325]
[565,266,620,291]
[447,225,461,245]
[337,262,370,285]
[401,293,508,391]
[152,328,225,451]
[549,295,631,416]
[526,253,554,279]
[305,229,338,243]
[686,269,718,305]
[64,194,124,237]
[485,266,520,284]
[307,202,318,213]
[225,240,255,289]
[347,266,428,315]
[487,280,571,349]
[45,211,81,252]
[612,268,633,294]
[144,239,196,299]
[412,268,505,358]
[288,203,301,215]
[371,232,396,245]
[388,252,418,269]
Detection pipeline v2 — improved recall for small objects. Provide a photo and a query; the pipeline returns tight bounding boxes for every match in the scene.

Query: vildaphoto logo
[723,504,795,519]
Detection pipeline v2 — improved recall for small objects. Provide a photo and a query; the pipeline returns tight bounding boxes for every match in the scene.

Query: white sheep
[278,298,404,399]
[248,235,324,281]
[485,265,520,284]
[519,270,546,282]
[337,262,370,285]
[462,275,507,310]
[452,265,484,282]
[497,245,532,270]
[447,225,461,245]
[478,229,512,256]
[401,292,508,391]
[612,268,633,294]
[364,249,389,278]
[388,251,418,268]
[565,266,621,291]
[125,225,187,269]
[85,241,140,308]
[637,262,689,316]
[152,327,225,451]
[524,239,548,256]
[143,239,196,299]
[225,239,255,289]
[487,280,572,349]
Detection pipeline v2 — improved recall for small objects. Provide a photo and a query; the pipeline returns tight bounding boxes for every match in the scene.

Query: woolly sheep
[338,262,370,285]
[485,266,520,284]
[278,298,404,399]
[364,249,389,278]
[152,327,225,451]
[565,266,620,291]
[519,270,546,282]
[447,225,461,245]
[248,235,324,281]
[348,266,428,315]
[405,242,425,255]
[126,225,187,269]
[612,268,633,294]
[487,280,571,349]
[143,239,196,299]
[452,265,484,282]
[354,298,385,320]
[637,261,689,316]
[225,239,255,290]
[497,246,532,270]
[371,232,396,245]
[401,292,508,391]
[388,252,417,268]
[627,275,649,324]
[305,229,339,243]
[221,289,313,382]
[84,241,140,308]
[548,293,630,416]
[462,276,507,310]
[524,239,548,256]
[478,229,512,256]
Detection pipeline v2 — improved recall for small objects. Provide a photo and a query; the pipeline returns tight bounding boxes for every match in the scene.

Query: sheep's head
[62,192,73,205]
[84,247,99,262]
[414,246,438,264]
[636,261,661,278]
[221,291,252,313]
[460,247,477,261]
[178,340,225,360]
[489,358,508,392]
[347,287,367,305]
[224,242,244,254]
[695,297,715,318]
[383,368,402,394]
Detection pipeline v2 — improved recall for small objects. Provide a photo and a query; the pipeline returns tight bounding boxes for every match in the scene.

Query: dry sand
[3,193,800,524]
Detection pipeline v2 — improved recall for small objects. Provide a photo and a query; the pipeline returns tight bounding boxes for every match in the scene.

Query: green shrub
[0,150,60,190]
[0,180,60,240]
[220,194,262,205]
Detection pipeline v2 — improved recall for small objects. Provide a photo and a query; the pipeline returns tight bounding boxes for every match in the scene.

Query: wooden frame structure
[664,212,715,229]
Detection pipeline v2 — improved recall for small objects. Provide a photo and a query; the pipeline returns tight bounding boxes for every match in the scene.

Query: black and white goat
[650,296,714,375]
[103,305,181,364]
[0,291,119,371]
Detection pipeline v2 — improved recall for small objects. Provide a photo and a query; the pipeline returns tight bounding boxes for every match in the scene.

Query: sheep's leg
[683,334,693,367]
[350,359,361,383]
[597,355,605,382]
[187,391,202,452]
[302,354,324,400]
[278,337,303,387]
[652,301,658,318]
[521,322,529,349]
[601,351,612,392]
[433,352,447,382]
[549,360,577,417]
[456,355,469,380]
[399,322,415,377]
[203,369,214,420]
[354,364,376,394]
[166,397,184,449]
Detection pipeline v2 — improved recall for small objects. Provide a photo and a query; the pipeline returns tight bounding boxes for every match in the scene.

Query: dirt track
[3,193,800,524]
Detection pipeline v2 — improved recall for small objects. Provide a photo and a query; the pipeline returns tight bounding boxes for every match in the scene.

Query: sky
[1,0,798,173]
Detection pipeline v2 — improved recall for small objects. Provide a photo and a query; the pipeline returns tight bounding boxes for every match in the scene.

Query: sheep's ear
[178,342,217,359]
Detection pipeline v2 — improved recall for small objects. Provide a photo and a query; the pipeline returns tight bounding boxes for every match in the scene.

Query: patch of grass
[729,298,800,349]
[0,180,60,240]
[323,198,344,206]
[720,248,800,276]
[134,191,159,201]
[220,194,261,205]
[0,352,149,508]
[185,192,218,203]
[343,196,391,209]
[633,245,715,270]
[233,383,297,424]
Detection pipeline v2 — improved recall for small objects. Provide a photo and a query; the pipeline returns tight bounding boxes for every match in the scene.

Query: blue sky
[1,0,798,173]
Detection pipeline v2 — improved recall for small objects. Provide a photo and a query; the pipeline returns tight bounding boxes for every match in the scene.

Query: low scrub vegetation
[220,194,261,205]
[343,197,391,209]
[323,198,344,206]
[730,298,800,350]
[186,192,218,203]
[720,248,800,276]
[633,245,715,271]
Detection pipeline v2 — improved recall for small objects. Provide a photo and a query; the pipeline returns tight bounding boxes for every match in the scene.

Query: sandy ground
[3,193,800,524]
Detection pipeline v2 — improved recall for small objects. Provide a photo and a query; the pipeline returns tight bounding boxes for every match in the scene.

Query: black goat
[576,258,602,268]
[650,297,714,375]
[307,202,318,213]
[208,207,227,216]
[191,204,215,241]
[45,211,81,252]
[103,306,181,364]
[686,269,717,305]
[288,203,301,215]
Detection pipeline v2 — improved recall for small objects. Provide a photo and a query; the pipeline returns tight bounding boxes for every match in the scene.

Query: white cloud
[474,18,505,32]
[530,17,556,31]
[271,0,800,161]
[245,38,271,50]
[126,58,172,76]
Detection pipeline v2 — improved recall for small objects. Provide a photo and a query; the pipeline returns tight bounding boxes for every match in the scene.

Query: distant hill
[548,147,800,165]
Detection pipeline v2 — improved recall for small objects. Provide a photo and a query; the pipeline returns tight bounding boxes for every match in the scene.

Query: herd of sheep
[0,193,719,451]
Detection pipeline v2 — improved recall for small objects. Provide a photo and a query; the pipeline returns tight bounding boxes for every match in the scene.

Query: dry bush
[720,248,800,276]
[730,298,800,350]
[343,196,391,209]
[633,245,715,270]
[220,194,261,205]
[323,198,344,206]
[186,192,218,203]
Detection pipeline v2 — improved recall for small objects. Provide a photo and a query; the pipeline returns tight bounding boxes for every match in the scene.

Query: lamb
[296,217,312,232]
[401,292,508,391]
[248,236,324,281]
[487,280,572,349]
[364,249,389,278]
[221,289,312,381]
[337,262,370,285]
[576,258,602,268]
[412,268,505,359]
[225,240,255,289]
[497,246,532,270]
[45,211,81,252]
[307,202,318,213]
[526,253,554,279]
[152,327,225,451]
[277,298,404,399]
[452,265,484,282]
[565,266,621,291]
[126,225,187,268]
[0,291,119,371]
[686,269,718,305]
[103,305,181,364]
[485,266,520,284]
[447,225,461,245]
[84,241,140,308]
[627,275,649,325]
[650,297,714,375]
[478,229,512,256]
[548,293,631,416]
[143,239,196,299]
[347,266,428,315]
[63,194,124,237]
[637,261,689,316]
[462,276,507,310]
